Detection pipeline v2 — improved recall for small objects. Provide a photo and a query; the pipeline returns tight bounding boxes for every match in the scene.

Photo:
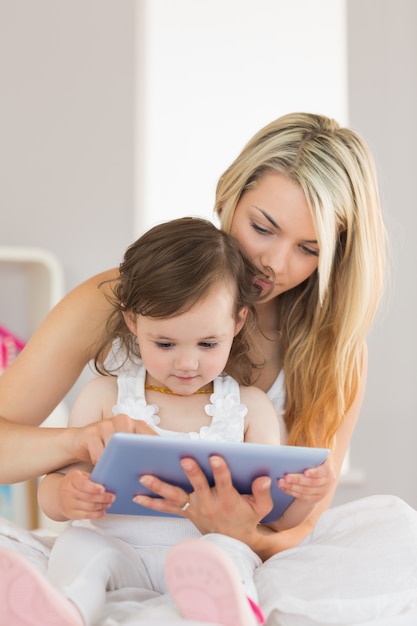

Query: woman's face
[230,172,319,302]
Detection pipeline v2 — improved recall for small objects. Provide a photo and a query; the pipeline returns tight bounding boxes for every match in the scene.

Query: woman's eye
[199,342,217,349]
[251,221,271,235]
[300,244,319,257]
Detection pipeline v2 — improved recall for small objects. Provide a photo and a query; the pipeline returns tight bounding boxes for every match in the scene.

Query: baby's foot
[0,547,83,625]
[165,538,265,626]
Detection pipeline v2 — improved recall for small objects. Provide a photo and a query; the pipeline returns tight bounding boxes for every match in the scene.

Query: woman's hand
[134,455,274,542]
[70,413,157,466]
[133,455,327,561]
[277,455,337,503]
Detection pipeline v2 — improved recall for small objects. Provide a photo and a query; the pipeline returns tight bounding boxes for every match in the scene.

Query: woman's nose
[261,242,289,274]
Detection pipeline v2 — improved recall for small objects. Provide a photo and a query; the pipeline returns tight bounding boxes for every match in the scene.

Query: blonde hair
[216,112,386,447]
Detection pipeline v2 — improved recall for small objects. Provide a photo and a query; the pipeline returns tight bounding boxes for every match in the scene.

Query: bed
[1,493,417,625]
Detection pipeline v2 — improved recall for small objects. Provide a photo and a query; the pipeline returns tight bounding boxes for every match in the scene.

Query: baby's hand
[57,469,115,520]
[277,456,336,503]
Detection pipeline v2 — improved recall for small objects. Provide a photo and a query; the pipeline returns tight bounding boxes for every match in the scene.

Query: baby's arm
[266,351,367,532]
[38,376,118,521]
[240,385,280,445]
[264,457,336,532]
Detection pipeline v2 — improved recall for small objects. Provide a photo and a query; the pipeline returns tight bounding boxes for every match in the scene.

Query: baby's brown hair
[94,217,263,385]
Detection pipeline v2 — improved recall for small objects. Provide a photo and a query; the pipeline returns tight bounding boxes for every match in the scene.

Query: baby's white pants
[48,525,261,626]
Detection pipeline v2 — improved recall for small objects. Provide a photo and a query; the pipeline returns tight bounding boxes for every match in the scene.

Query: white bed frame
[0,246,68,529]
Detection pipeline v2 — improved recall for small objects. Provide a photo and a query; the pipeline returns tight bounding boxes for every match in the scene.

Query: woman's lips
[254,277,273,290]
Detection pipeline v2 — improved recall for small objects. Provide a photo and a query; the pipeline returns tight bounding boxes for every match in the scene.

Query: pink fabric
[247,597,266,624]
[0,325,25,374]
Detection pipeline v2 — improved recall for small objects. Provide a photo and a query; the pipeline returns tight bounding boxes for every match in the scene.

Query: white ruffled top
[112,360,248,443]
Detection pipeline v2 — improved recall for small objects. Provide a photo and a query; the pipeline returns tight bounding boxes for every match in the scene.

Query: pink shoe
[0,547,83,626]
[165,539,265,626]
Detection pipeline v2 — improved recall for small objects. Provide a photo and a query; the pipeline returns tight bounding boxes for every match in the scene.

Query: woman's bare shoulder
[63,268,119,307]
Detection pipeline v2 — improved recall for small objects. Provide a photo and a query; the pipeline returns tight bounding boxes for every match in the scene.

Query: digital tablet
[90,433,329,523]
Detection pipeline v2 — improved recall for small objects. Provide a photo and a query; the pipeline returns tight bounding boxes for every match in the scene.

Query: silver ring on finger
[180,493,191,512]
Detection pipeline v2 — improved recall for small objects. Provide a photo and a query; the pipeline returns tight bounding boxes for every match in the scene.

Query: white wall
[0,0,136,296]
[135,0,347,233]
[0,0,347,323]
[342,0,417,508]
[0,0,137,402]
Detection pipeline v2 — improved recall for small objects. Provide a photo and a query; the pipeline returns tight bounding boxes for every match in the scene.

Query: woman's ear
[122,310,138,336]
[234,307,248,336]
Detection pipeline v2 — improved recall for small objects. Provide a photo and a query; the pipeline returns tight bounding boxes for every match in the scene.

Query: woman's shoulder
[63,268,119,305]
[52,268,119,358]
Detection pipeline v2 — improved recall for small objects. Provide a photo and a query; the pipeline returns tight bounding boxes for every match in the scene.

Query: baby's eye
[199,342,218,349]
[155,342,174,350]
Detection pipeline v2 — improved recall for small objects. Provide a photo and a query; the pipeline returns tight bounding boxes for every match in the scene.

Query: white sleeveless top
[105,339,288,442]
[112,361,248,442]
[89,345,288,548]
[90,354,281,547]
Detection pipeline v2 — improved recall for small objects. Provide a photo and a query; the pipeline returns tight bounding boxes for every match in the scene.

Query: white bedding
[1,495,417,626]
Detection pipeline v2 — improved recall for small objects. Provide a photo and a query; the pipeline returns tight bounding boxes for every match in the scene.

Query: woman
[132,112,385,558]
[0,112,383,548]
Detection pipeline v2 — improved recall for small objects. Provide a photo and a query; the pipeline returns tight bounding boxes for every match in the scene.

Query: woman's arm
[0,269,120,482]
[0,269,118,425]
